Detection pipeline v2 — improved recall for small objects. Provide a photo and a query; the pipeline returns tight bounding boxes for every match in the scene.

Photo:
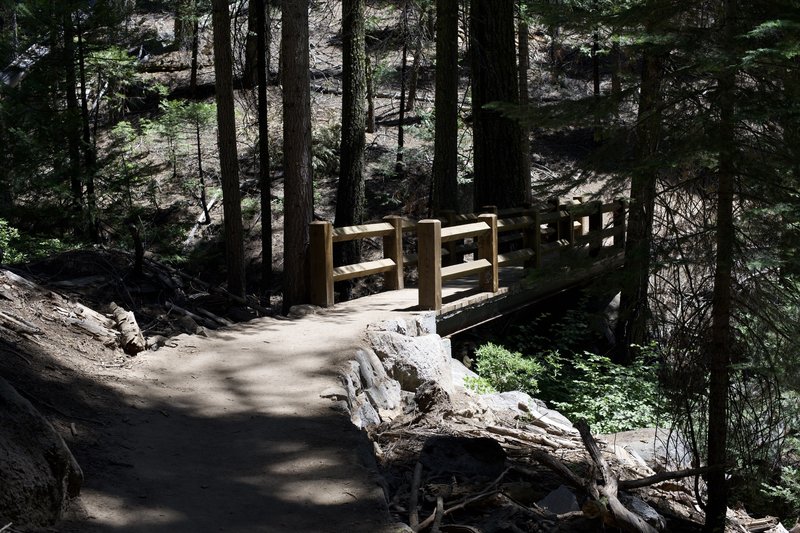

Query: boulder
[367,331,453,394]
[366,312,437,338]
[0,377,83,527]
[537,485,580,515]
[600,427,693,471]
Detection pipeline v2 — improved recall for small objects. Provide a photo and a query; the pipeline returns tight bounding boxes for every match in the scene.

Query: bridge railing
[309,199,627,310]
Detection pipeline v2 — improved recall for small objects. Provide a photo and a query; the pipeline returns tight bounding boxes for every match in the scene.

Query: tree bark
[469,0,523,210]
[175,0,195,50]
[63,13,83,211]
[77,21,97,241]
[396,0,409,178]
[431,0,459,215]
[211,0,247,298]
[614,48,664,364]
[256,0,272,303]
[243,1,258,89]
[281,0,314,312]
[365,53,376,133]
[705,3,737,530]
[334,0,367,298]
[518,17,531,205]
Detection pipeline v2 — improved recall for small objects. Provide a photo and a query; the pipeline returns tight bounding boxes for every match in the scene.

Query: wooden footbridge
[309,198,628,335]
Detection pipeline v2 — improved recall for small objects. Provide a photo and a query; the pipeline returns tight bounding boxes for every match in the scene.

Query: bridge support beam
[418,219,442,311]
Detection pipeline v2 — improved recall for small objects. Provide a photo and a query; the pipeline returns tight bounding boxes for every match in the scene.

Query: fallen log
[109,302,145,355]
[167,301,218,330]
[0,309,42,336]
[576,420,659,533]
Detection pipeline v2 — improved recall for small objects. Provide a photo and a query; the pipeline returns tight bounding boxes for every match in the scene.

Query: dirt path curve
[62,290,424,533]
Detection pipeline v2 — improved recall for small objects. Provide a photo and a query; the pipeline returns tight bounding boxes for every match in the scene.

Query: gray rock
[537,485,579,515]
[287,304,320,318]
[451,358,480,388]
[414,313,437,336]
[367,331,453,394]
[351,395,381,429]
[601,427,693,470]
[0,377,83,527]
[619,492,666,530]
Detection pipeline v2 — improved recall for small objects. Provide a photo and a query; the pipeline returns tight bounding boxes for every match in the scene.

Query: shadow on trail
[0,324,387,533]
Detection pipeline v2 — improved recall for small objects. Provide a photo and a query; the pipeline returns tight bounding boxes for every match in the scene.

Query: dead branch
[0,309,42,335]
[409,461,422,530]
[618,466,713,491]
[139,255,270,316]
[576,420,659,533]
[415,467,511,532]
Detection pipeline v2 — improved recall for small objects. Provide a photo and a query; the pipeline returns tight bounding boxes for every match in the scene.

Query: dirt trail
[60,290,424,533]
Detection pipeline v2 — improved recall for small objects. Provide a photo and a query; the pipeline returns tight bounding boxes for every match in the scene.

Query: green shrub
[552,351,661,433]
[0,219,23,264]
[474,342,543,396]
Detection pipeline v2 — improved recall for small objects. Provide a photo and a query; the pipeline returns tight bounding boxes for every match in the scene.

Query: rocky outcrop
[0,377,83,527]
[366,314,453,395]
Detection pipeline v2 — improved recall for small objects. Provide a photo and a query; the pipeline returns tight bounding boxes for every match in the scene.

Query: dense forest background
[1,0,800,530]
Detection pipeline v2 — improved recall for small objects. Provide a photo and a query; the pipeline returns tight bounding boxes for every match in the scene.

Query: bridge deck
[367,250,624,336]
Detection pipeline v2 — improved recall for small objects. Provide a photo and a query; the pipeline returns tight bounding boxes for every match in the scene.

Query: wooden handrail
[310,216,405,307]
[308,199,628,310]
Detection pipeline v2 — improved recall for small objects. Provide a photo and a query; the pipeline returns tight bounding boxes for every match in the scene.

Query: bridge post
[382,216,404,290]
[613,198,627,250]
[417,219,442,311]
[477,214,498,293]
[588,200,603,257]
[440,210,457,266]
[574,195,590,237]
[310,221,334,307]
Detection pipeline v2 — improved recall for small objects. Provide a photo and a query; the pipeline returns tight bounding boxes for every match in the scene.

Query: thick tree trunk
[614,49,663,364]
[470,0,523,210]
[431,0,459,215]
[211,0,247,298]
[334,0,367,299]
[256,0,272,303]
[518,18,531,205]
[705,3,737,531]
[281,0,313,312]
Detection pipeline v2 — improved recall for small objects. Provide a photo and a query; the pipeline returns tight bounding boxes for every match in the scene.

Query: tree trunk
[396,1,409,178]
[77,21,98,241]
[256,0,272,303]
[243,1,258,89]
[334,0,367,300]
[470,0,523,210]
[518,17,531,205]
[63,13,83,212]
[431,0,459,215]
[211,0,246,298]
[705,3,737,531]
[190,7,200,92]
[614,48,664,364]
[281,0,314,312]
[175,0,195,50]
[365,53,376,133]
